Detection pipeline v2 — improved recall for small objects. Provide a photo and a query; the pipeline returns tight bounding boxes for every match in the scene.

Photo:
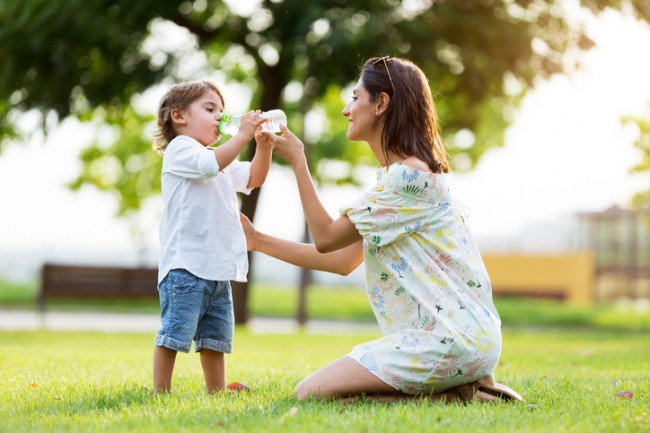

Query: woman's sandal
[441,376,524,404]
[474,376,524,403]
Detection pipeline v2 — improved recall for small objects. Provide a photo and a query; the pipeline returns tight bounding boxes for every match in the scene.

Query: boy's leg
[154,269,206,392]
[196,280,232,394]
[200,349,225,393]
[153,345,178,392]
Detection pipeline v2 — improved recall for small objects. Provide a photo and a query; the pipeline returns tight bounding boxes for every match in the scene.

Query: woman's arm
[271,125,362,253]
[240,213,364,275]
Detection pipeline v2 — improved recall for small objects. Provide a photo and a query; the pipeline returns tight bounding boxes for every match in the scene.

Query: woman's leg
[294,356,405,401]
[294,356,501,404]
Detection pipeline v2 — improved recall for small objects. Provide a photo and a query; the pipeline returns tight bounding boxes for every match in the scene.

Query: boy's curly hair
[152,80,224,155]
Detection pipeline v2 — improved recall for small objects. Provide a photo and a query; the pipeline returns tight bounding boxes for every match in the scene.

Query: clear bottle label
[218,110,286,136]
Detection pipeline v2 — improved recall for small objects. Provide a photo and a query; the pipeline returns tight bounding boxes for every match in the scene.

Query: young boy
[152,80,273,393]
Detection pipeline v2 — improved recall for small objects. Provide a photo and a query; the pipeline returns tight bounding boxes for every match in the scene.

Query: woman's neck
[368,134,402,168]
[376,149,404,168]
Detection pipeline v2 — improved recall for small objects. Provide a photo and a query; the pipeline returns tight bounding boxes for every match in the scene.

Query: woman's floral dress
[340,163,502,394]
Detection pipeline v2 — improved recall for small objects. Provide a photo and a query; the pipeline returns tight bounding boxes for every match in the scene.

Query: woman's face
[342,78,379,142]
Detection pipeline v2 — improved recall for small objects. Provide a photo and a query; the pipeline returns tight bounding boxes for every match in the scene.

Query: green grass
[3,279,650,330]
[0,279,39,306]
[249,283,375,322]
[1,328,648,433]
[252,284,650,330]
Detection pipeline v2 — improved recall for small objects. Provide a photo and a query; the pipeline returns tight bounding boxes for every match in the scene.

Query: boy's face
[176,90,224,146]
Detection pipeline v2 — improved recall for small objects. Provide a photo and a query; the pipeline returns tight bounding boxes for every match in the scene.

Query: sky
[1,7,649,281]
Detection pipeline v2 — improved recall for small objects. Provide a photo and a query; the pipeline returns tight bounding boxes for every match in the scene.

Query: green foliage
[310,85,377,185]
[622,114,650,210]
[68,105,161,215]
[3,0,650,201]
[1,328,649,432]
[0,0,180,136]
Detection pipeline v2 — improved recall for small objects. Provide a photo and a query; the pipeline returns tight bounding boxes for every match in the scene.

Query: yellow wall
[483,252,596,303]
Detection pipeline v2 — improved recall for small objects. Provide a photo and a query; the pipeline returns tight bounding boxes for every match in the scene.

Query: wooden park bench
[38,263,159,314]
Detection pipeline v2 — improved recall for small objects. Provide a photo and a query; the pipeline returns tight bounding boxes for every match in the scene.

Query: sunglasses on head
[372,56,396,94]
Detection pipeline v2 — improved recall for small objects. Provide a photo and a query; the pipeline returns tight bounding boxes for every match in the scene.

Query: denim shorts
[155,268,234,354]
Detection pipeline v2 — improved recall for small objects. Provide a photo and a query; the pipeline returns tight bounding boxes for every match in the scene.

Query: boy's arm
[247,130,274,188]
[213,111,262,171]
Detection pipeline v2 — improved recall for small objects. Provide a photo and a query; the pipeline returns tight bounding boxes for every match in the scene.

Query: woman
[245,56,522,403]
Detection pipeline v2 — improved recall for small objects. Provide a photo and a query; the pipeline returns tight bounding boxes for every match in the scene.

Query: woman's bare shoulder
[399,157,433,173]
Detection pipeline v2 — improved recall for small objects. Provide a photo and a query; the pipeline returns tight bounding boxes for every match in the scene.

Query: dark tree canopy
[4,0,648,159]
[2,0,648,321]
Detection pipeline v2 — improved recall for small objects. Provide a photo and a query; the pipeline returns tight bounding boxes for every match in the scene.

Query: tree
[2,0,649,322]
[623,113,650,211]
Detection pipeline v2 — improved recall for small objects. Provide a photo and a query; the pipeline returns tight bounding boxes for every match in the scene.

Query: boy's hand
[237,110,264,140]
[254,130,275,151]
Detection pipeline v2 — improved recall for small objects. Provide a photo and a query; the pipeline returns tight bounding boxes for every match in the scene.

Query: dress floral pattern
[340,163,502,394]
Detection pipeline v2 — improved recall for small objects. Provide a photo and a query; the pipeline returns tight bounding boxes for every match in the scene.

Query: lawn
[3,279,650,330]
[1,328,648,433]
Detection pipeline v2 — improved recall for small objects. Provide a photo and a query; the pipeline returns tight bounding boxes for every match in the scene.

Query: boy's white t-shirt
[158,135,252,284]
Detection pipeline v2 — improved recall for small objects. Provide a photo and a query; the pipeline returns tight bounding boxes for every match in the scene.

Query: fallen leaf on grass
[615,391,633,399]
[279,407,298,423]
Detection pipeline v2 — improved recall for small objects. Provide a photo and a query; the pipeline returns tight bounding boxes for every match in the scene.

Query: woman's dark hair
[360,57,449,173]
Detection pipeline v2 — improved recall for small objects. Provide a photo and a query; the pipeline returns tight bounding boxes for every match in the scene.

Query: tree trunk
[232,58,300,324]
[296,220,312,326]
[232,156,262,324]
[295,87,315,327]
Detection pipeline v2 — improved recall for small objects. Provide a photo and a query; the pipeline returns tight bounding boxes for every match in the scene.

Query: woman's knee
[293,382,307,401]
[293,378,318,401]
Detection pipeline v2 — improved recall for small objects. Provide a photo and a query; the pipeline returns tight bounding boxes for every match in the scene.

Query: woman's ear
[375,92,390,116]
[170,108,186,125]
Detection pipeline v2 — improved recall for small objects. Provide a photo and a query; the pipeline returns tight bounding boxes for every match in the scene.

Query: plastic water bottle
[218,109,287,136]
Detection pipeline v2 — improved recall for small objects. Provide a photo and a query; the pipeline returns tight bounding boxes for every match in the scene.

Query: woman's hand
[270,124,306,168]
[239,213,257,252]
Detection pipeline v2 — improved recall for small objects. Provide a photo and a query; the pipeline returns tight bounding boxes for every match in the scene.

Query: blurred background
[1,0,649,325]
